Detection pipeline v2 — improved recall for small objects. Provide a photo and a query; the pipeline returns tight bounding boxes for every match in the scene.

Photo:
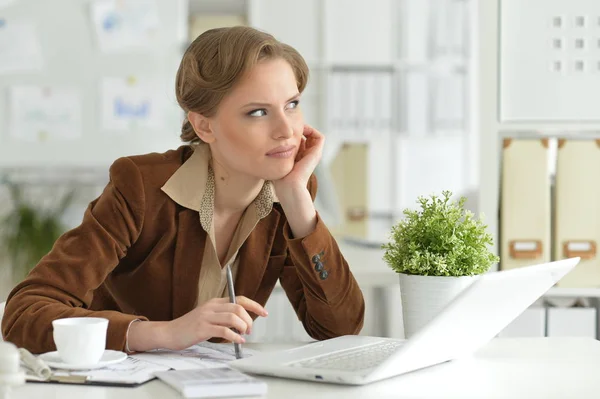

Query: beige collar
[161,144,278,231]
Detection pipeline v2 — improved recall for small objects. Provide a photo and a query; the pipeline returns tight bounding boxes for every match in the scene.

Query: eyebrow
[242,93,300,109]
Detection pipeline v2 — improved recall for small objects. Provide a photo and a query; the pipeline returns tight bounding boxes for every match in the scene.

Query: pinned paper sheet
[90,0,160,53]
[8,86,82,142]
[0,0,17,8]
[0,19,44,74]
[101,76,165,131]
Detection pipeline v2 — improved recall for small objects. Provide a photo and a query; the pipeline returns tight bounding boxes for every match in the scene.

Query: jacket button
[311,254,321,264]
[319,270,329,280]
[314,261,324,272]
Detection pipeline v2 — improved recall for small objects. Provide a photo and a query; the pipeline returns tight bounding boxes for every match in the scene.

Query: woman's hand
[271,125,324,239]
[272,125,324,196]
[165,296,268,351]
[127,296,268,352]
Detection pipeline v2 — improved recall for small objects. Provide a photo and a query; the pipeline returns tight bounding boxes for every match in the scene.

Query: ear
[188,111,216,143]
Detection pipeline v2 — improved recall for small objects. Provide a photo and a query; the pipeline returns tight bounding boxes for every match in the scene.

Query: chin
[260,163,294,181]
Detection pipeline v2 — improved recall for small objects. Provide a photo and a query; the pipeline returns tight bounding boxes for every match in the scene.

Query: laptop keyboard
[288,340,405,372]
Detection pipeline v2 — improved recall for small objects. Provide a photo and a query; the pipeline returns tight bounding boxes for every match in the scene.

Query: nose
[272,112,294,139]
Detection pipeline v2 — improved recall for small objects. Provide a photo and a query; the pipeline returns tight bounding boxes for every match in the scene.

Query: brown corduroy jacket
[1,145,365,353]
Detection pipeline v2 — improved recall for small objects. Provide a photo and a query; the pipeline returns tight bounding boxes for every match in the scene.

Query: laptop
[230,257,580,385]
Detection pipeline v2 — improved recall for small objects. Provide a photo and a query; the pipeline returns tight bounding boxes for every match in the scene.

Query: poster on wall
[0,0,17,9]
[90,0,160,53]
[101,76,166,131]
[8,86,82,142]
[0,19,44,74]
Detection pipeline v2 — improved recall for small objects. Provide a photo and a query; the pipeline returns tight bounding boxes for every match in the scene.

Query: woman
[1,26,365,354]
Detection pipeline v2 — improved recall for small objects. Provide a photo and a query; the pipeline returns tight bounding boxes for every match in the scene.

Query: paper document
[155,367,267,399]
[101,76,165,131]
[90,0,160,53]
[131,342,260,371]
[8,86,82,142]
[72,357,169,384]
[25,356,170,385]
[0,19,43,74]
[26,342,258,386]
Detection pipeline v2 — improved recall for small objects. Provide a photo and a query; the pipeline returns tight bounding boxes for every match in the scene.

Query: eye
[287,100,300,110]
[248,109,267,117]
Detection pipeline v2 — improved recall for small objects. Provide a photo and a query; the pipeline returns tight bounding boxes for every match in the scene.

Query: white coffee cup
[52,317,108,365]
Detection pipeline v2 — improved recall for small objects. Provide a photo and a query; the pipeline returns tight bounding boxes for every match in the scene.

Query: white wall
[0,0,184,169]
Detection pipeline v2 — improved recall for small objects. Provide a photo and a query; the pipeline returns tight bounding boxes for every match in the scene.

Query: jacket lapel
[172,207,206,319]
[235,209,280,300]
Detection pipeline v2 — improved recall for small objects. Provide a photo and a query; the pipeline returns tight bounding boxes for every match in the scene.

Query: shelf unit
[478,0,600,303]
[546,287,600,298]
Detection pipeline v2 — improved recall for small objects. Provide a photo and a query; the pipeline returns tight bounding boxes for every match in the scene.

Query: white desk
[9,338,600,399]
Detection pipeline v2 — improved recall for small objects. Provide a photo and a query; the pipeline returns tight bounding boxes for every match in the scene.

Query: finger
[235,296,269,317]
[208,312,248,334]
[295,135,307,162]
[303,124,315,136]
[309,134,324,153]
[298,137,323,163]
[299,134,324,163]
[305,128,324,149]
[211,326,245,344]
[213,296,268,317]
[303,124,324,138]
[215,303,253,333]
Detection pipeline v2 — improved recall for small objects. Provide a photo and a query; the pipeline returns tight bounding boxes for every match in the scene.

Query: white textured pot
[399,273,478,338]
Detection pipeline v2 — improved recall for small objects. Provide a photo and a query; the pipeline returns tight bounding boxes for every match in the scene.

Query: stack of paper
[26,342,260,387]
[131,341,259,370]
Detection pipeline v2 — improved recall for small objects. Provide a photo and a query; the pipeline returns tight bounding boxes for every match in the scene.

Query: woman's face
[206,58,304,182]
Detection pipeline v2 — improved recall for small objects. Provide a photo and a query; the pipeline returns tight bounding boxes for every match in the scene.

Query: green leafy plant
[0,181,75,281]
[382,190,499,277]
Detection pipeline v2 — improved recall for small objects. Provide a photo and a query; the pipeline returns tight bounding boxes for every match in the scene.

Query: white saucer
[38,350,127,370]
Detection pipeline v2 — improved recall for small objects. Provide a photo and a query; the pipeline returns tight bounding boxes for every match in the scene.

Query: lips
[266,145,296,156]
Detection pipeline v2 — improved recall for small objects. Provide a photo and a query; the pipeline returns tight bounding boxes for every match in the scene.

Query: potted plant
[0,180,75,283]
[382,190,499,338]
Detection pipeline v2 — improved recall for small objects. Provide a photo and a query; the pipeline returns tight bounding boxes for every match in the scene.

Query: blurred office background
[1,0,599,341]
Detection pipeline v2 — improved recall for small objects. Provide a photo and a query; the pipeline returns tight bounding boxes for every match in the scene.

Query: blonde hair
[175,26,309,143]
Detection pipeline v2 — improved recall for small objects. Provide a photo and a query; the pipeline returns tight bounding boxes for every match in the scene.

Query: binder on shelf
[500,139,551,270]
[555,139,600,287]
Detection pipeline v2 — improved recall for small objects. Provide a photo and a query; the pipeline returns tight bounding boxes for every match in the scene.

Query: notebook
[154,367,267,398]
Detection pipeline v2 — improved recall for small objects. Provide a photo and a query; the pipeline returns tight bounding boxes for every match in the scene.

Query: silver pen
[226,263,242,359]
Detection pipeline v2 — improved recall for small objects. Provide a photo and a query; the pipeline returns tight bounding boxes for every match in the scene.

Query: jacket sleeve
[278,174,365,340]
[1,157,148,354]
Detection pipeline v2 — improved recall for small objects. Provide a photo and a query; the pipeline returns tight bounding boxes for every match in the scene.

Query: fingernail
[263,310,269,316]
[248,328,252,335]
[241,337,246,343]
